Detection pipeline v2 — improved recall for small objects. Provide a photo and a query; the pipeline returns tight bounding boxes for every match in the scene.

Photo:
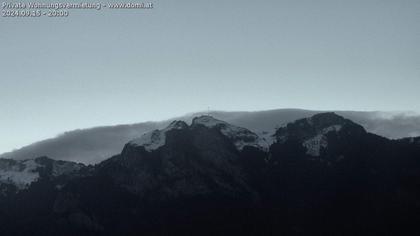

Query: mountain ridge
[0,112,419,235]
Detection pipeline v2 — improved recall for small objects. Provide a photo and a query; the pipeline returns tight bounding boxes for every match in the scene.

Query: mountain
[1,109,420,164]
[0,157,85,192]
[0,113,419,235]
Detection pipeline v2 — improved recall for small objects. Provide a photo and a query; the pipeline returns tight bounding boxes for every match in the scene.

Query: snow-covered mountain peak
[130,116,271,152]
[129,120,188,152]
[192,115,227,128]
[130,130,165,151]
[193,115,269,151]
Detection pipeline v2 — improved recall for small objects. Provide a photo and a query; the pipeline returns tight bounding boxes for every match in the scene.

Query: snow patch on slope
[303,135,328,156]
[0,159,40,189]
[130,121,187,152]
[130,130,165,151]
[303,125,342,156]
[322,125,342,133]
[193,116,269,151]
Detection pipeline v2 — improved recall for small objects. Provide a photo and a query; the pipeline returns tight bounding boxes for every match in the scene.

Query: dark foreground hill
[1,113,419,235]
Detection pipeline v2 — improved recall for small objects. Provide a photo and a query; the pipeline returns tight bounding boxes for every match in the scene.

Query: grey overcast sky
[0,0,419,153]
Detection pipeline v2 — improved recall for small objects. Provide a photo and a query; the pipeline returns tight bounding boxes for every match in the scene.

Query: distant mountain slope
[1,109,419,164]
[0,156,85,194]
